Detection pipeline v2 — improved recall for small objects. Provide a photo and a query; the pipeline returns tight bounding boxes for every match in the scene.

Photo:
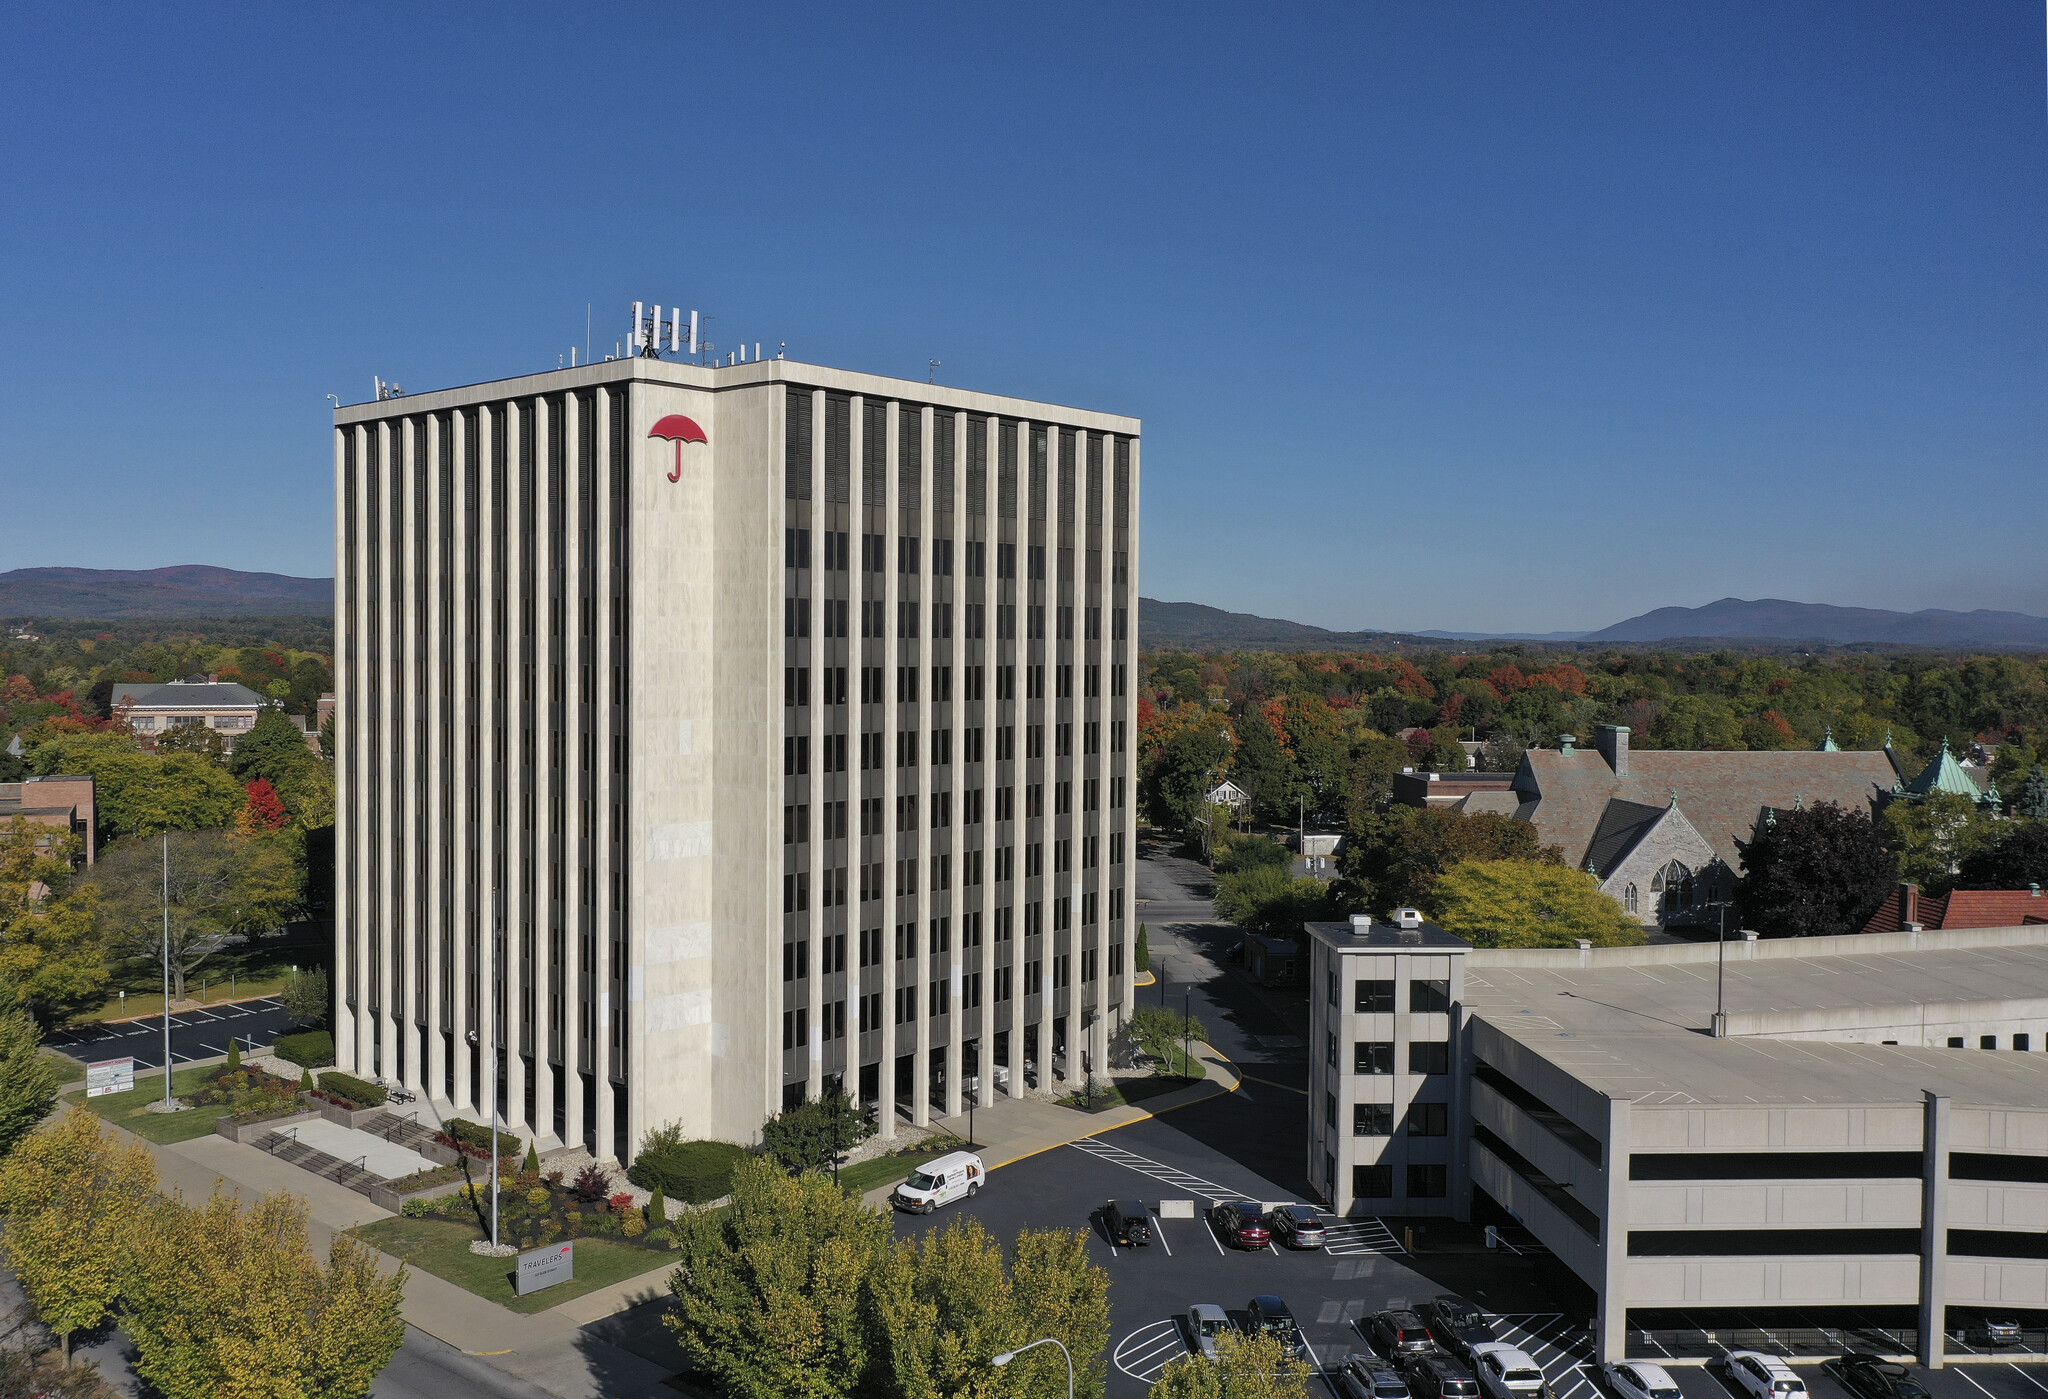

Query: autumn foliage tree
[1430,859,1646,948]
[236,778,289,834]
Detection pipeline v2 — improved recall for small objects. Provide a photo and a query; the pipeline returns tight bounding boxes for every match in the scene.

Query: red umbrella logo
[649,414,708,481]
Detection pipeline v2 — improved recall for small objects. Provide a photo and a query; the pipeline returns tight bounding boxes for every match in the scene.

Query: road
[44,996,297,1070]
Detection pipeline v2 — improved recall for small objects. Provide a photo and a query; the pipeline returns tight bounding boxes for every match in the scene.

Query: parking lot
[889,1118,2048,1399]
[43,997,293,1069]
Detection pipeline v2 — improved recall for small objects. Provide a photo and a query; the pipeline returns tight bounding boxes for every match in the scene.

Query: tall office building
[333,353,1141,1161]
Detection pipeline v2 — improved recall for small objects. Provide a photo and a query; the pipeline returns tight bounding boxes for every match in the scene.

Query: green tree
[0,979,61,1161]
[88,831,300,999]
[1423,726,1468,773]
[1147,718,1233,834]
[152,725,227,761]
[1230,705,1296,824]
[25,733,240,835]
[281,967,330,1028]
[1341,734,1411,827]
[2008,765,2048,822]
[1430,860,1646,948]
[1956,821,2048,890]
[1736,800,1898,938]
[227,707,318,788]
[1213,864,1337,941]
[0,1108,158,1363]
[1134,925,1150,974]
[1339,807,1557,915]
[758,1091,877,1173]
[1880,791,2001,894]
[0,819,109,1026]
[1149,1331,1314,1399]
[869,1218,1112,1399]
[124,1188,407,1399]
[664,1156,891,1399]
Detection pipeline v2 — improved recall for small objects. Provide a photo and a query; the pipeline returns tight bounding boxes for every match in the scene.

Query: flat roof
[1306,919,1470,951]
[1464,935,2048,1108]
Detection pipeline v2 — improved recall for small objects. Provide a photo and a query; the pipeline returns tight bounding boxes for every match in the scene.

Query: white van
[892,1151,986,1213]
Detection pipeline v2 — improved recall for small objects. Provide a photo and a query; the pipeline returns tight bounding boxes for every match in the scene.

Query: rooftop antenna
[326,394,340,410]
[929,359,941,384]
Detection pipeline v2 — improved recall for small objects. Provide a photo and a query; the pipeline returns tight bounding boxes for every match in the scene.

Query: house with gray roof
[1508,724,1902,927]
[110,675,270,752]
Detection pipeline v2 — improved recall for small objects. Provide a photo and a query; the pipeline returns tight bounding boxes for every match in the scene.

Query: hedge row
[316,1070,386,1108]
[627,1139,748,1204]
[273,1030,335,1069]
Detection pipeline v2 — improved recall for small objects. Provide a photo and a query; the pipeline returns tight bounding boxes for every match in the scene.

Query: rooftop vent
[1559,734,1578,754]
[1349,914,1374,937]
[1393,907,1423,930]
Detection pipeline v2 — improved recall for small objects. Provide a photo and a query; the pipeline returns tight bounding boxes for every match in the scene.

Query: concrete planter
[302,1093,385,1129]
[215,1108,318,1145]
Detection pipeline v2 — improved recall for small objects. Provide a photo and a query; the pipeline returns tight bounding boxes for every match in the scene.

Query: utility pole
[162,831,172,1105]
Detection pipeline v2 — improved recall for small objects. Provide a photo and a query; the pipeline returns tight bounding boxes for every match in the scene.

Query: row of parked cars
[1337,1298,1553,1399]
[1102,1197,1330,1249]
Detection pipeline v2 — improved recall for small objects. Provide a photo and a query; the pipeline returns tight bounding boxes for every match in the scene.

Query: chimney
[1901,882,1920,928]
[1558,734,1577,755]
[1594,724,1630,776]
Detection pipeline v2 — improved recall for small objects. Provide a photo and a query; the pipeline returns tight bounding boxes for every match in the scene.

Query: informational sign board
[515,1241,574,1296]
[86,1058,135,1099]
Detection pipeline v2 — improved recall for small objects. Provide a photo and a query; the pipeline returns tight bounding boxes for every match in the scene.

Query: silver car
[1186,1304,1231,1360]
[1340,1354,1414,1399]
[1270,1204,1329,1249]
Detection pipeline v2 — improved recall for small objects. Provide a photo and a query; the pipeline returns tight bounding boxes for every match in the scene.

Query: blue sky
[1,3,2041,633]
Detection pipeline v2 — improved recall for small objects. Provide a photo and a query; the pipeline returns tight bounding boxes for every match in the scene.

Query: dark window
[1353,1164,1394,1198]
[1633,1152,1922,1181]
[1473,1060,1602,1164]
[1409,1102,1448,1137]
[1355,1042,1394,1075]
[1410,979,1451,1013]
[1472,1124,1600,1238]
[1628,1229,1920,1257]
[1408,1164,1448,1199]
[1354,1103,1394,1136]
[1409,1041,1449,1075]
[1355,979,1394,1013]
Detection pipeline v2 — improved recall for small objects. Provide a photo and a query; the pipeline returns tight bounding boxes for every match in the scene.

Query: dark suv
[1404,1353,1482,1399]
[1103,1200,1152,1247]
[1420,1296,1498,1361]
[1247,1295,1302,1353]
[1369,1309,1439,1359]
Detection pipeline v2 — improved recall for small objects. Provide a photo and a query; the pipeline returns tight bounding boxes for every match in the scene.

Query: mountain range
[0,566,333,618]
[5,569,2046,649]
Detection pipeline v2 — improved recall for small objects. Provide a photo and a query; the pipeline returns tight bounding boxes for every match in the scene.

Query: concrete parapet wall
[1471,923,2048,970]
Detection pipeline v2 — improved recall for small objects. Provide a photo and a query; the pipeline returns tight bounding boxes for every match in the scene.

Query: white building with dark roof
[111,677,268,749]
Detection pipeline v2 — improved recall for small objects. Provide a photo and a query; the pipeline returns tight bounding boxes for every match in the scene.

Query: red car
[1209,1200,1272,1249]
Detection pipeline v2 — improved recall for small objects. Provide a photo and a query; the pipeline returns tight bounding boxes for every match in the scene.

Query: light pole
[990,1337,1074,1399]
[1710,898,1732,1038]
[161,831,172,1106]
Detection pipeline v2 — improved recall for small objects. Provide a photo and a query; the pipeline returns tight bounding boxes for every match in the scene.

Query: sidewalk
[860,1040,1240,1207]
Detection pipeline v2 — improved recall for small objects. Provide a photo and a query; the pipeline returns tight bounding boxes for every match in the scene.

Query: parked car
[1403,1353,1482,1399]
[1269,1204,1329,1250]
[1823,1355,1929,1399]
[1338,1354,1413,1399]
[1186,1304,1231,1360]
[1469,1344,1547,1399]
[1722,1352,1808,1399]
[1103,1199,1152,1246]
[1246,1295,1302,1354]
[1369,1309,1440,1359]
[1420,1296,1498,1361]
[1957,1315,2026,1348]
[1602,1361,1681,1399]
[891,1151,985,1214]
[1209,1200,1272,1249]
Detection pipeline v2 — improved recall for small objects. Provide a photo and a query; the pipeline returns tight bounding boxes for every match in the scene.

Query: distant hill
[1585,598,2048,648]
[0,566,333,619]
[1139,598,1441,649]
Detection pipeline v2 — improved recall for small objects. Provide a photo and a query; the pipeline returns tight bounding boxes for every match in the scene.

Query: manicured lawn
[41,1051,84,1084]
[79,1066,242,1143]
[836,1135,973,1195]
[351,1216,679,1314]
[77,949,318,1023]
[1059,1069,1206,1114]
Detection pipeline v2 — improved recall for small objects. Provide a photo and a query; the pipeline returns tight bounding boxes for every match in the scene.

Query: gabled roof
[1581,798,1671,878]
[112,679,266,709]
[1514,746,1899,871]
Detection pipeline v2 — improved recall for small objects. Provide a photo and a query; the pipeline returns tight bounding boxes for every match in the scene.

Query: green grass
[79,1066,243,1143]
[77,948,320,1024]
[41,1050,85,1085]
[834,1135,972,1196]
[351,1216,679,1314]
[1059,1069,1207,1114]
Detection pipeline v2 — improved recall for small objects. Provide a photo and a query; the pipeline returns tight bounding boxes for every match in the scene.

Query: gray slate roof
[112,680,266,709]
[1514,746,1901,872]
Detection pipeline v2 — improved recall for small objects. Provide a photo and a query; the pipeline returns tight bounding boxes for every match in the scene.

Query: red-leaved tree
[241,779,289,833]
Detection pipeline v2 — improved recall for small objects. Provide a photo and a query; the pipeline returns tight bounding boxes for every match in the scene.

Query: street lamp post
[990,1337,1074,1399]
[162,831,172,1106]
[1711,899,1732,1038]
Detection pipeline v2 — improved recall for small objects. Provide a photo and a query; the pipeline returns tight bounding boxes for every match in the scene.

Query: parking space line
[1065,1138,1247,1203]
[1204,1217,1227,1255]
[2004,1366,2048,1395]
[1150,1214,1172,1257]
[1113,1319,1187,1385]
[1948,1367,2004,1399]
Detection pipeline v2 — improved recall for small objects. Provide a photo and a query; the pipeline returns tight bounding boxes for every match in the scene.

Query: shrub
[438,1118,521,1160]
[225,1038,241,1071]
[538,1218,561,1244]
[273,1030,335,1069]
[522,1141,541,1175]
[315,1070,387,1108]
[627,1138,748,1204]
[645,1186,666,1226]
[607,1191,635,1213]
[622,1211,646,1238]
[571,1163,612,1204]
[400,1199,429,1218]
[526,1187,550,1209]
